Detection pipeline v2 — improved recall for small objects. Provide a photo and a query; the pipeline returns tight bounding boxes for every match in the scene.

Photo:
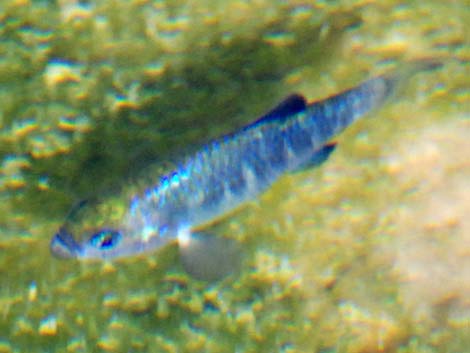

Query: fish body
[130,75,392,240]
[50,63,433,260]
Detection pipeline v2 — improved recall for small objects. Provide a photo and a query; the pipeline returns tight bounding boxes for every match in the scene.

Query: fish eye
[89,229,121,250]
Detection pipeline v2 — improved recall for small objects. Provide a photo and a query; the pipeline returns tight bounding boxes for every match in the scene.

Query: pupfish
[50,61,440,261]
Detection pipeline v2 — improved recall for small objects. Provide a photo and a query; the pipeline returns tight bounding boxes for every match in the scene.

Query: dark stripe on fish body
[226,143,246,194]
[245,137,270,182]
[263,127,288,171]
[284,118,314,156]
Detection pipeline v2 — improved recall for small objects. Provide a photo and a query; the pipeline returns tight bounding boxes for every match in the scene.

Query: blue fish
[50,61,440,261]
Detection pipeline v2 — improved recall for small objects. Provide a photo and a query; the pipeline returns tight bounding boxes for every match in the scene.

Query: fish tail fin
[303,58,443,144]
[380,58,444,100]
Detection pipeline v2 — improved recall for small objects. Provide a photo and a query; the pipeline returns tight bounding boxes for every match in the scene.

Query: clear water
[0,1,468,352]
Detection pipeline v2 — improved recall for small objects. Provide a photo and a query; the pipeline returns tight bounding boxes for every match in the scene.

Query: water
[0,1,468,352]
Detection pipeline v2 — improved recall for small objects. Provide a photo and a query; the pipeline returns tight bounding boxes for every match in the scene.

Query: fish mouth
[50,227,82,259]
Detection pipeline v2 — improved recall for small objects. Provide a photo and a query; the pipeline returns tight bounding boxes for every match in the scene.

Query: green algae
[0,0,469,352]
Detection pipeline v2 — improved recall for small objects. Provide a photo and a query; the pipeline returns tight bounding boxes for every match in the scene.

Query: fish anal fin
[292,142,337,173]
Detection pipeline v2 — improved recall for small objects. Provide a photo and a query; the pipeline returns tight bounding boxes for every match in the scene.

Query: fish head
[50,197,171,260]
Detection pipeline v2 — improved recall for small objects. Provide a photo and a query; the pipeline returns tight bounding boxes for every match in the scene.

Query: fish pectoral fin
[292,142,337,173]
[178,230,241,282]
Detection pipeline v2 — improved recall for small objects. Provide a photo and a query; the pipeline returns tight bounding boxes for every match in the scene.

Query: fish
[50,60,441,261]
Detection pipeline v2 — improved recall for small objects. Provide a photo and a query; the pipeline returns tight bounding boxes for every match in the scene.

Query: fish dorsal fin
[244,94,307,130]
[264,93,307,119]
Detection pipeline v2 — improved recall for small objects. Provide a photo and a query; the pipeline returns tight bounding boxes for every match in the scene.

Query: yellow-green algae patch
[0,0,468,352]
